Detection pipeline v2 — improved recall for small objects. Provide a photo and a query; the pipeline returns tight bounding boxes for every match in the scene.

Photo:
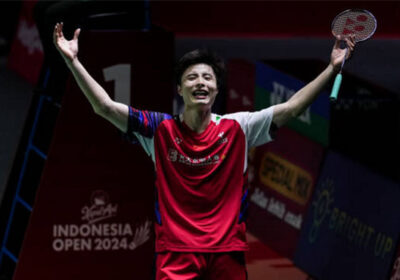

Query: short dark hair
[175,49,226,90]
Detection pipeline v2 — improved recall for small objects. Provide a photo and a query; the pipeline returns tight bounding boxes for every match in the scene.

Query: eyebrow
[185,72,214,77]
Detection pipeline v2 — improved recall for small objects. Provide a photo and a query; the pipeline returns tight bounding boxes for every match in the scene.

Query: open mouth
[192,90,209,99]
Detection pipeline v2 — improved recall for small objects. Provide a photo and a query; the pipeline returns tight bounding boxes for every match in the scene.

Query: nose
[195,77,205,88]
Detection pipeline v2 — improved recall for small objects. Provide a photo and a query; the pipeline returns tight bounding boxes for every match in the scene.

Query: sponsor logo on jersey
[174,137,183,145]
[167,148,221,166]
[217,131,228,145]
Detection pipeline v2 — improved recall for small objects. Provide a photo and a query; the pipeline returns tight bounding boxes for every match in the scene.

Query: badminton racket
[330,9,377,101]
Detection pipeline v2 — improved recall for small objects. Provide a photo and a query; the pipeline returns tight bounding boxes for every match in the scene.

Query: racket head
[331,9,377,42]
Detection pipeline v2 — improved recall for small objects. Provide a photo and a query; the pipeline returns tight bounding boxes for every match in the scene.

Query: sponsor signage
[7,0,44,84]
[294,151,400,280]
[226,59,255,113]
[51,190,151,253]
[254,62,330,146]
[247,127,324,258]
[258,152,313,206]
[13,30,174,280]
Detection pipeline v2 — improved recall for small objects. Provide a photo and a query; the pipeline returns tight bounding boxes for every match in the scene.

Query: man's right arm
[54,23,128,132]
[66,58,129,132]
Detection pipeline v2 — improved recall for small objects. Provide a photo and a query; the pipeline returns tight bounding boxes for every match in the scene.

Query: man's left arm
[272,35,355,127]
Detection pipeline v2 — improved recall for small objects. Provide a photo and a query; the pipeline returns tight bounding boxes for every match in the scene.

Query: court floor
[246,232,312,280]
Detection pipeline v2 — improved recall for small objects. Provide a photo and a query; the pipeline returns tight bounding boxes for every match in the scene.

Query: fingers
[345,34,356,51]
[333,36,341,49]
[334,34,355,48]
[345,34,356,59]
[53,23,60,45]
[333,34,356,60]
[73,28,81,41]
[53,22,64,40]
[53,22,81,41]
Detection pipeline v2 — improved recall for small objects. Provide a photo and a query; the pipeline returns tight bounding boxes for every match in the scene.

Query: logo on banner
[308,178,395,260]
[259,152,313,206]
[229,89,252,107]
[17,19,43,55]
[81,190,117,224]
[270,81,310,124]
[52,190,151,252]
[309,178,334,243]
[250,187,303,230]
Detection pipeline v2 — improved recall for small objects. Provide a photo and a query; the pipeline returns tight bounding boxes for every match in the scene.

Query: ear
[177,85,182,96]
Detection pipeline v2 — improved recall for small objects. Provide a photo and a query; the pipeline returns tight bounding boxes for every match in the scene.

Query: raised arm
[272,35,356,127]
[53,23,129,132]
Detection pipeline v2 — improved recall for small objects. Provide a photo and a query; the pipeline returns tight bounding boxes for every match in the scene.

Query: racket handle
[330,73,342,101]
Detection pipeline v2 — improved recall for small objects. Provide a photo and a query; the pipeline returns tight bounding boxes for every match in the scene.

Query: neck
[182,106,212,134]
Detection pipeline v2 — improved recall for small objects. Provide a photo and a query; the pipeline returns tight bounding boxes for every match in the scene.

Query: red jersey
[127,107,274,252]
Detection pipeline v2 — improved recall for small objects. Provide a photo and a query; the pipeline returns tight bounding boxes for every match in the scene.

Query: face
[178,63,218,109]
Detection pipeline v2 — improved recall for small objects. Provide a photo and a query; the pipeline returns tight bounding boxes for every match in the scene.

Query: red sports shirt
[126,107,274,252]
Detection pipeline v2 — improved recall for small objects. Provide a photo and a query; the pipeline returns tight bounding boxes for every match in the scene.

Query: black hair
[175,49,226,90]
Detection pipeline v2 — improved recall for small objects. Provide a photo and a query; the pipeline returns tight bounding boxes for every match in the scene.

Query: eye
[186,74,197,81]
[203,74,213,80]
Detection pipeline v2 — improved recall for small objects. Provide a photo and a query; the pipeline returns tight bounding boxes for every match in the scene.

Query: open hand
[330,34,356,72]
[53,22,80,63]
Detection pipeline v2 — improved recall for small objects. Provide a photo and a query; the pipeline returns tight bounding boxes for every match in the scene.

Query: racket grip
[330,73,342,101]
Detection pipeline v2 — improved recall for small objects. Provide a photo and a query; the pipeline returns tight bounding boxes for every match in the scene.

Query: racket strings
[332,10,376,42]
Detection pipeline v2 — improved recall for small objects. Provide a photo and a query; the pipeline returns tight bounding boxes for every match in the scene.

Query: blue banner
[255,62,329,119]
[255,62,331,146]
[294,151,400,280]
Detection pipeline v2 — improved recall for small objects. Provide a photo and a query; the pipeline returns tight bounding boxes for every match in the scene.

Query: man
[53,22,355,279]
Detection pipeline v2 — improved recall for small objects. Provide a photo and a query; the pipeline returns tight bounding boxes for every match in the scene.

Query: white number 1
[103,64,131,105]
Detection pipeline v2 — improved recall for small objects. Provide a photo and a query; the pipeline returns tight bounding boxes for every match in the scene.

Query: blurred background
[0,1,399,280]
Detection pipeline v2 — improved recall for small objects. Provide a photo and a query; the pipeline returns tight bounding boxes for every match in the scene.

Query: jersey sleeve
[222,106,275,148]
[125,106,172,159]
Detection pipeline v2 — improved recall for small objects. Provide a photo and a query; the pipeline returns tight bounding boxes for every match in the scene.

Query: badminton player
[53,23,355,280]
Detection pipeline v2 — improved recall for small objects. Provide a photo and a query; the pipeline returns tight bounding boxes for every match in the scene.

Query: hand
[53,22,80,63]
[330,34,356,72]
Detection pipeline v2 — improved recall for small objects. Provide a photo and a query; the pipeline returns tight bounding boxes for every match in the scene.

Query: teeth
[193,91,208,96]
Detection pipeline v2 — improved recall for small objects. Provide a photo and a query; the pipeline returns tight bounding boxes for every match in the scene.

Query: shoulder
[212,113,241,126]
[217,106,275,125]
[129,107,174,125]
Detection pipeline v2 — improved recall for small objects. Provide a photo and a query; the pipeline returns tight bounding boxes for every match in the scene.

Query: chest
[155,119,246,168]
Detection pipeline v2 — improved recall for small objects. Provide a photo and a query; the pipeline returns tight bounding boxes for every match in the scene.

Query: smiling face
[178,63,218,110]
